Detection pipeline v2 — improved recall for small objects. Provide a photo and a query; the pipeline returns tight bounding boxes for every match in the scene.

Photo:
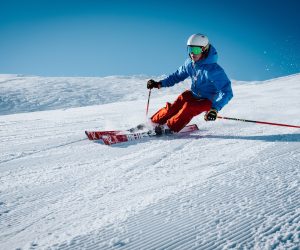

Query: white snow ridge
[0,74,299,249]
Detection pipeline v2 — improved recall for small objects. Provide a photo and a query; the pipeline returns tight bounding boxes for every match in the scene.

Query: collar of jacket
[193,45,218,66]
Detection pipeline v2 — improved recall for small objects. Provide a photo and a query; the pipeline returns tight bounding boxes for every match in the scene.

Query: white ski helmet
[187,33,209,47]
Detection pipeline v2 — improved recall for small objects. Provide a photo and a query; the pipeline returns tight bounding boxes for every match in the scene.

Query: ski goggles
[187,46,204,55]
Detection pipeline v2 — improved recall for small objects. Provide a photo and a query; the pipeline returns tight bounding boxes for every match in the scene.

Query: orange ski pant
[151,90,212,132]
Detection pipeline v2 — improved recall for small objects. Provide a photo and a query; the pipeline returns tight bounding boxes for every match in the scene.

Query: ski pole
[146,89,151,117]
[217,116,300,128]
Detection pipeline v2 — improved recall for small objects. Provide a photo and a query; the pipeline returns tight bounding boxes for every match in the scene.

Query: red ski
[85,124,147,140]
[85,124,199,145]
[85,130,119,140]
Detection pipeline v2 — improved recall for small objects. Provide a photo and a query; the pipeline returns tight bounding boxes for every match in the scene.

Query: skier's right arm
[160,61,189,88]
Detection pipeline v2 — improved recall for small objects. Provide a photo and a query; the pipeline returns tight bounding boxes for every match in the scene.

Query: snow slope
[0,74,299,249]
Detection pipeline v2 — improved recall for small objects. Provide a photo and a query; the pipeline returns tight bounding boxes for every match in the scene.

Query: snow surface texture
[0,74,299,249]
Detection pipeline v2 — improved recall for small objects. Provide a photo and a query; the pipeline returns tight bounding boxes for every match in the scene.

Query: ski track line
[0,117,97,165]
[0,140,163,210]
[82,141,168,187]
[0,120,91,143]
[0,138,87,165]
[53,142,300,250]
[94,136,196,181]
[77,138,198,209]
[92,135,230,204]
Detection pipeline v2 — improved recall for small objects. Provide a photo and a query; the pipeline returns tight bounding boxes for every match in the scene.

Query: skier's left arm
[209,66,233,112]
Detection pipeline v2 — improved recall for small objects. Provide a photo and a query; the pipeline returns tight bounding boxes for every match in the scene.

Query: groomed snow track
[0,74,300,249]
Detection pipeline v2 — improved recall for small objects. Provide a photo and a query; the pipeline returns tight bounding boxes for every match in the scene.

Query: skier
[147,33,233,135]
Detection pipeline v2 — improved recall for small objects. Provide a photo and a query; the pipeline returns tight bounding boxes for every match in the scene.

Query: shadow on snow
[198,133,300,142]
[99,133,300,148]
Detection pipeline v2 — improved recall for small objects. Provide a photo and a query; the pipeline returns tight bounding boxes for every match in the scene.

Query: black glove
[204,109,218,121]
[147,79,161,89]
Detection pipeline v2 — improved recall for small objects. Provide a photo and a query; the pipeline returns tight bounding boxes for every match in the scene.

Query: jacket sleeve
[209,65,233,111]
[160,61,189,87]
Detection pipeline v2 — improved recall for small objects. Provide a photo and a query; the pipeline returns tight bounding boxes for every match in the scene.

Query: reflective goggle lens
[188,46,203,55]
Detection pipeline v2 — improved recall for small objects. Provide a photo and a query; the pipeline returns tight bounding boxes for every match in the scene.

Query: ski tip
[85,131,96,140]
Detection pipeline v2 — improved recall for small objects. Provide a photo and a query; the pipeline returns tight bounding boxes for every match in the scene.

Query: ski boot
[154,124,173,136]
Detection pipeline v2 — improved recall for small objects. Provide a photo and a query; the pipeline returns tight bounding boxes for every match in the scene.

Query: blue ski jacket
[160,45,233,111]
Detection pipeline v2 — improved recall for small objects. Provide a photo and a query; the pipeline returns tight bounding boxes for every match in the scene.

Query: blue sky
[0,0,299,81]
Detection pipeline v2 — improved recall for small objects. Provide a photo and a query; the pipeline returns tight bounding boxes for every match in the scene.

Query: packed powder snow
[0,74,299,249]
